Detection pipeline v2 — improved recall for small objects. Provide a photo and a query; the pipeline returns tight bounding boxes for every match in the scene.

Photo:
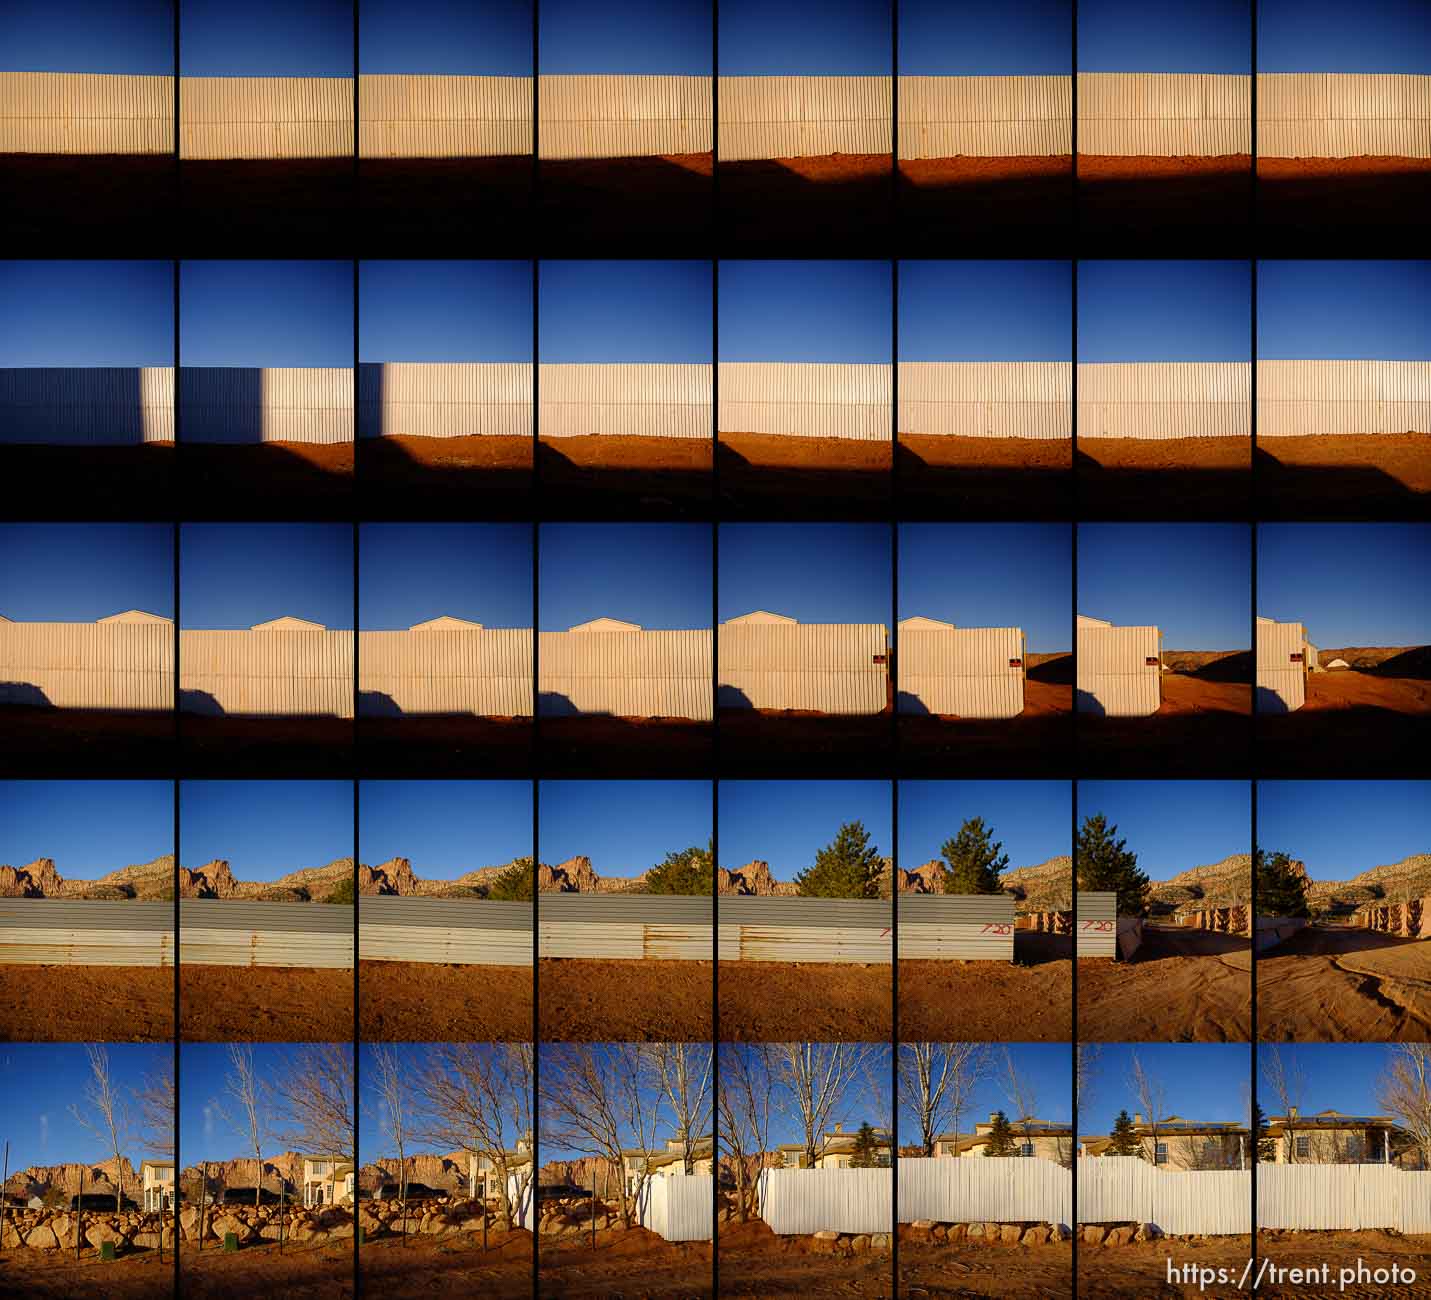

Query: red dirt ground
[0,964,174,1043]
[538,153,713,252]
[1255,925,1431,1041]
[1256,1230,1431,1299]
[899,938,1072,1041]
[179,441,352,514]
[1079,673,1252,777]
[1077,926,1252,1042]
[0,443,175,520]
[719,1219,891,1298]
[179,1238,354,1300]
[718,710,894,777]
[1077,154,1251,252]
[539,716,711,778]
[1257,433,1431,519]
[1077,438,1251,519]
[1077,1235,1252,1299]
[1258,157,1431,243]
[718,960,891,1043]
[901,155,1071,187]
[898,157,1073,248]
[539,1227,711,1298]
[0,708,175,777]
[356,435,533,516]
[359,961,532,1042]
[358,156,532,245]
[898,1239,1072,1297]
[0,1242,175,1300]
[359,1228,531,1298]
[538,959,712,1042]
[356,716,533,777]
[538,435,712,515]
[718,155,893,252]
[180,159,355,254]
[897,436,1071,519]
[180,966,354,1042]
[719,433,892,515]
[179,715,354,778]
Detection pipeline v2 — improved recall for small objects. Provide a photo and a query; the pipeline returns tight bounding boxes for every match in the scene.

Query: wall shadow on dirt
[1253,448,1426,521]
[1,154,175,252]
[179,443,352,518]
[357,715,534,777]
[1129,927,1252,961]
[896,444,1071,519]
[716,157,893,253]
[356,436,533,519]
[539,715,711,777]
[1257,709,1431,777]
[537,441,712,519]
[1257,161,1431,254]
[717,441,891,519]
[359,155,533,248]
[1263,924,1428,960]
[1179,650,1252,683]
[179,714,354,777]
[719,710,894,777]
[537,154,712,253]
[898,712,1074,778]
[1074,451,1250,520]
[1028,653,1074,685]
[896,161,1073,252]
[180,158,354,253]
[1076,163,1252,255]
[1078,711,1252,777]
[0,706,175,777]
[0,445,177,521]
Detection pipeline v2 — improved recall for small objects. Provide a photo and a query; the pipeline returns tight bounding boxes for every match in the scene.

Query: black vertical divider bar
[1069,251,1080,1284]
[171,246,182,1299]
[532,0,541,234]
[173,0,181,225]
[1070,0,1078,245]
[351,243,361,1291]
[530,244,541,1298]
[888,214,900,1287]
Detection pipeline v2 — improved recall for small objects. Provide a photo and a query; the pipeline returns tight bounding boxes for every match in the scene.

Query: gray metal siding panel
[179,899,353,969]
[897,894,1015,960]
[358,628,533,717]
[719,622,888,714]
[0,367,174,444]
[717,896,892,964]
[537,628,712,721]
[896,626,1025,719]
[1257,360,1431,436]
[1077,363,1251,440]
[1258,74,1431,158]
[757,1168,892,1234]
[899,1158,1071,1228]
[897,76,1071,158]
[538,894,711,961]
[1075,891,1117,956]
[719,76,892,161]
[179,629,354,719]
[0,621,174,711]
[357,362,532,439]
[719,362,892,441]
[179,368,354,445]
[0,900,173,967]
[1256,619,1306,714]
[358,896,532,965]
[538,363,711,439]
[180,77,354,159]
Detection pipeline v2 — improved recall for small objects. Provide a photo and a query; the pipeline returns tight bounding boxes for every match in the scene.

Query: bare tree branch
[69,1043,131,1214]
[272,1043,355,1206]
[771,1043,881,1169]
[897,1043,989,1158]
[1261,1045,1306,1164]
[1377,1043,1431,1168]
[717,1044,777,1221]
[641,1043,712,1174]
[1127,1050,1167,1167]
[213,1044,273,1207]
[132,1057,175,1162]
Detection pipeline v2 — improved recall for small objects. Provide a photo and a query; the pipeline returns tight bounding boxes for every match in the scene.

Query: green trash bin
[223,1231,239,1253]
[100,1241,116,1261]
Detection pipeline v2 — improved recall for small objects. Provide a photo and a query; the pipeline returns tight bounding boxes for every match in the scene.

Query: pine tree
[1076,814,1151,917]
[1256,848,1310,919]
[984,1111,1016,1158]
[1253,1103,1276,1163]
[939,817,1010,895]
[326,873,355,905]
[486,856,534,901]
[849,1122,881,1168]
[1108,1109,1140,1157]
[646,842,714,896]
[796,821,883,899]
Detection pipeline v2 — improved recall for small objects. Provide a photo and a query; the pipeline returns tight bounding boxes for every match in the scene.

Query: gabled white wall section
[538,621,711,720]
[1076,615,1161,717]
[896,617,1025,719]
[719,614,887,714]
[1257,616,1315,714]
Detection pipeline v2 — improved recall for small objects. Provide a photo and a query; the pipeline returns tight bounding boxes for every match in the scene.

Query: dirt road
[898,1240,1071,1297]
[359,961,532,1042]
[360,1227,531,1299]
[719,1220,891,1298]
[899,937,1072,1041]
[0,964,173,1042]
[1256,926,1431,1041]
[539,958,712,1042]
[1077,1235,1252,1299]
[1078,926,1252,1041]
[540,1230,711,1299]
[719,960,890,1042]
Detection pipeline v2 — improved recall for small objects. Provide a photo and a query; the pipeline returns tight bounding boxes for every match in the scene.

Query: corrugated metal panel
[0,620,173,711]
[719,76,892,161]
[357,362,531,440]
[0,368,174,444]
[537,628,711,721]
[538,74,711,159]
[1075,622,1161,717]
[1075,891,1118,957]
[358,74,531,158]
[897,362,1071,440]
[896,625,1025,719]
[1258,74,1431,158]
[635,1174,713,1242]
[179,629,354,719]
[717,896,892,964]
[357,897,531,965]
[1257,360,1431,437]
[539,364,711,440]
[1078,73,1250,156]
[1080,1162,1249,1235]
[358,628,532,717]
[538,894,711,961]
[1077,363,1250,440]
[180,368,353,445]
[900,1157,1071,1228]
[897,76,1071,158]
[719,363,891,441]
[180,77,354,159]
[1256,618,1306,714]
[0,900,173,967]
[897,894,1016,960]
[757,1168,891,1235]
[719,621,887,714]
[179,899,352,969]
[0,72,174,154]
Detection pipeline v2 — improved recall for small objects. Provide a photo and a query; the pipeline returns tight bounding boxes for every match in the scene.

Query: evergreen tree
[849,1122,882,1168]
[1076,814,1151,917]
[326,873,355,905]
[1108,1109,1140,1157]
[984,1111,1016,1158]
[796,821,883,899]
[646,842,714,896]
[939,817,1010,895]
[486,856,534,902]
[1256,848,1310,919]
[1253,1103,1276,1163]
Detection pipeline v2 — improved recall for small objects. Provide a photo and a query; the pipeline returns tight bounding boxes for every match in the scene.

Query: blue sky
[359,780,531,877]
[539,525,710,631]
[1259,781,1428,877]
[180,780,352,882]
[361,0,532,75]
[719,780,892,881]
[0,262,172,368]
[181,262,352,369]
[899,524,1071,654]
[1078,524,1250,650]
[1077,782,1250,881]
[0,1044,172,1173]
[899,262,1071,363]
[540,262,711,363]
[182,0,352,76]
[180,524,352,630]
[897,1043,1071,1137]
[541,0,710,75]
[900,0,1070,75]
[719,263,891,363]
[1258,262,1431,361]
[541,780,711,873]
[1,1,172,74]
[1254,1045,1406,1120]
[720,525,891,627]
[1079,0,1249,73]
[1081,1044,1250,1136]
[720,1044,892,1148]
[1258,525,1431,647]
[1258,0,1431,73]
[1079,262,1250,363]
[359,524,531,630]
[0,524,172,621]
[899,781,1070,871]
[0,782,172,877]
[720,0,889,75]
[358,262,532,363]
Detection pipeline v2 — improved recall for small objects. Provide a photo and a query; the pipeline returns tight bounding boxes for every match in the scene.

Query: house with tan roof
[935,1114,1072,1164]
[775,1123,891,1170]
[1264,1109,1421,1167]
[302,1154,354,1207]
[469,1135,535,1200]
[1079,1115,1248,1170]
[621,1133,715,1191]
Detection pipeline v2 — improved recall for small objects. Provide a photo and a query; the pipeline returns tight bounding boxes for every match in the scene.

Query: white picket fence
[1258,1164,1431,1235]
[899,1158,1071,1229]
[757,1167,891,1235]
[1078,1160,1250,1235]
[635,1174,713,1241]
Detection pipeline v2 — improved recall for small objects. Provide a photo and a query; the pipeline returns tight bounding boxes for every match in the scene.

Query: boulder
[966,1221,985,1239]
[946,1223,966,1242]
[1083,1225,1106,1246]
[1022,1225,1051,1246]
[849,1233,870,1254]
[1106,1226,1135,1247]
[982,1222,1000,1243]
[85,1220,129,1251]
[1000,1224,1023,1245]
[27,1223,61,1250]
[132,1229,163,1250]
[870,1232,890,1250]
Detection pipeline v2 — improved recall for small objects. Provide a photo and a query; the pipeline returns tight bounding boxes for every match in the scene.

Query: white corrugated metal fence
[758,1168,891,1235]
[719,363,891,441]
[1076,617,1161,717]
[898,362,1071,441]
[1256,617,1309,714]
[180,77,353,159]
[357,363,531,440]
[635,1175,714,1241]
[0,618,173,710]
[0,900,173,967]
[1258,1165,1431,1234]
[179,899,353,969]
[358,628,532,717]
[1075,892,1118,957]
[898,894,1016,961]
[899,1157,1071,1228]
[1078,73,1250,156]
[359,75,531,158]
[1078,363,1250,440]
[538,626,711,720]
[540,75,711,159]
[179,628,354,718]
[539,363,711,439]
[358,897,532,965]
[718,897,892,964]
[180,368,353,444]
[538,894,711,961]
[896,621,1025,719]
[0,72,174,153]
[1258,74,1431,159]
[0,367,174,444]
[1078,1161,1250,1235]
[719,618,888,714]
[1257,360,1431,437]
[898,76,1071,158]
[719,77,891,161]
